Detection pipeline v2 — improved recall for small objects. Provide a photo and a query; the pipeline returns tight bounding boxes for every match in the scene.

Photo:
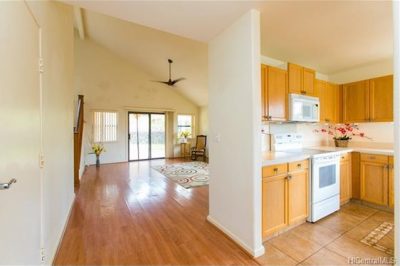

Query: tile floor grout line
[268,241,302,264]
[292,206,380,265]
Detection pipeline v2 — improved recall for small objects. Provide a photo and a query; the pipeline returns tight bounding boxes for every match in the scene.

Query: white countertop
[262,146,394,167]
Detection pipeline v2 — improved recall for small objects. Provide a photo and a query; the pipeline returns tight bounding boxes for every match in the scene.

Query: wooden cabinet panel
[316,80,339,123]
[352,152,361,199]
[266,66,287,121]
[263,163,288,177]
[389,156,394,208]
[360,153,389,164]
[262,175,287,238]
[360,160,388,206]
[261,64,267,119]
[288,159,309,172]
[340,155,352,205]
[288,169,308,225]
[369,75,393,122]
[288,63,302,94]
[343,80,370,123]
[303,68,315,96]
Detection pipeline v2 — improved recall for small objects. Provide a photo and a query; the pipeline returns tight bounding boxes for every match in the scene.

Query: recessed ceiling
[62,0,393,104]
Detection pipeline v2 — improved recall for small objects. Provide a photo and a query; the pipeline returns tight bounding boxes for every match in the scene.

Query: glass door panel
[150,114,165,158]
[137,114,149,160]
[128,112,165,161]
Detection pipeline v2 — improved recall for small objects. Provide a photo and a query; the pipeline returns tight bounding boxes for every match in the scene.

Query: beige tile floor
[257,202,395,265]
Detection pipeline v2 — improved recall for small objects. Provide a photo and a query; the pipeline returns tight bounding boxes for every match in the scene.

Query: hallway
[54,159,257,265]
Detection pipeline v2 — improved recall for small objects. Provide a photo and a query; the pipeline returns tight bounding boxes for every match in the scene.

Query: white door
[0,2,42,264]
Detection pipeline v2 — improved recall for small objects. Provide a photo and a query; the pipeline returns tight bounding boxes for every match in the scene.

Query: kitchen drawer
[360,153,389,164]
[288,160,309,172]
[263,164,288,177]
[340,153,350,162]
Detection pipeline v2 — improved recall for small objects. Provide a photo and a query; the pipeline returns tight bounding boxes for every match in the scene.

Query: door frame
[127,111,166,161]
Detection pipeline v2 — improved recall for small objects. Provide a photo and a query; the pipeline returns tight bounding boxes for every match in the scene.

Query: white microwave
[289,94,320,122]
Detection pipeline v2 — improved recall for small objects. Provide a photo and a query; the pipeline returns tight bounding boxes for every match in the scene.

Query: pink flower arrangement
[314,124,370,141]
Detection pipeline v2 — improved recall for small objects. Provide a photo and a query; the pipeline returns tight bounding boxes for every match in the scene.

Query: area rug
[152,161,209,189]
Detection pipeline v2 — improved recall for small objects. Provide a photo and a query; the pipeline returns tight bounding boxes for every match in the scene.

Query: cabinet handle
[273,168,278,172]
[297,163,301,168]
[286,175,292,180]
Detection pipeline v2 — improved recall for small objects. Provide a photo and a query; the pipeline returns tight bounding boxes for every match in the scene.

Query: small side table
[180,142,190,158]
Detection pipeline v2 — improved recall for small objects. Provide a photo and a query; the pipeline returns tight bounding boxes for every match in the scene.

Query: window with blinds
[93,111,117,142]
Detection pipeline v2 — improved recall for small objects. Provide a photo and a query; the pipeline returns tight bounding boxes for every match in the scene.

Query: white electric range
[271,133,342,222]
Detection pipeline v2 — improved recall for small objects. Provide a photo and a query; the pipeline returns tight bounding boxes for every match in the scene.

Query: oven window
[319,164,336,188]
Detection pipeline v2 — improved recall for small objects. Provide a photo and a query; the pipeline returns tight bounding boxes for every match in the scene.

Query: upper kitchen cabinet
[343,80,370,123]
[369,75,393,122]
[316,80,339,123]
[288,63,315,96]
[261,64,288,121]
[343,75,393,123]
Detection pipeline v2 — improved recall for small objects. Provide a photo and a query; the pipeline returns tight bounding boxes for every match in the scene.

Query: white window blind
[93,111,117,142]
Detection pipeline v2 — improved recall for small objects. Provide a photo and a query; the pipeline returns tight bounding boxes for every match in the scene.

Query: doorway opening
[128,112,166,161]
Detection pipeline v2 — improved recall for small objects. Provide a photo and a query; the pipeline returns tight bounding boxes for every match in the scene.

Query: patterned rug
[152,161,209,189]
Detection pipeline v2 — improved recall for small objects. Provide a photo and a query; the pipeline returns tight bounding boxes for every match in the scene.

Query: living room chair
[191,135,207,162]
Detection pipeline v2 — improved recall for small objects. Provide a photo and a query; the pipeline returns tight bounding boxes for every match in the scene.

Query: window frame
[92,110,119,143]
[177,114,195,139]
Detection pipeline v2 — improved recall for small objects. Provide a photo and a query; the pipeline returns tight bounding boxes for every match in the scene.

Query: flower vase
[96,154,100,167]
[335,139,349,148]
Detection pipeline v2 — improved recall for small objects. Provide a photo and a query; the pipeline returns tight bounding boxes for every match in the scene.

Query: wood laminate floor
[54,159,258,265]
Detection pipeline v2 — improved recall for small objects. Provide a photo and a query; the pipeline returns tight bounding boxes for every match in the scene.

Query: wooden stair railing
[74,95,84,190]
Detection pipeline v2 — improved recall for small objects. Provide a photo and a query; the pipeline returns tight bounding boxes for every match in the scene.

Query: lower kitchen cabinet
[340,153,352,205]
[360,154,389,206]
[262,174,287,237]
[288,170,308,224]
[389,156,394,208]
[262,160,309,238]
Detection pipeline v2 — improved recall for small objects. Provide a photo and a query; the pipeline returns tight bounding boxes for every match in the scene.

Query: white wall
[199,106,209,135]
[27,1,75,264]
[75,38,200,165]
[208,10,264,257]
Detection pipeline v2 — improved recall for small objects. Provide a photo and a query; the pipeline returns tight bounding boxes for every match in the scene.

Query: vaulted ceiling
[63,0,393,106]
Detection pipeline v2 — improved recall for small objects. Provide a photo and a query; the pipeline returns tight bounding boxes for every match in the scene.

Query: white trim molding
[207,215,265,258]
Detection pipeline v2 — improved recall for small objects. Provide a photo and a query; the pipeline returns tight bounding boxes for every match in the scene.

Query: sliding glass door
[128,112,166,161]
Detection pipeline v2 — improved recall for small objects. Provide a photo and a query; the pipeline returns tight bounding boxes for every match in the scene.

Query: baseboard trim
[50,194,75,265]
[206,215,265,257]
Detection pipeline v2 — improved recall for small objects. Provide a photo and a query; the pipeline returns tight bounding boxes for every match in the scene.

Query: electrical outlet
[40,248,45,263]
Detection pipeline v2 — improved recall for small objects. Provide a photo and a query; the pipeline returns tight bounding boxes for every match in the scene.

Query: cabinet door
[328,82,340,123]
[261,64,267,120]
[266,66,287,121]
[288,63,303,94]
[288,169,308,225]
[343,80,370,123]
[369,75,393,122]
[262,175,287,238]
[340,157,352,205]
[389,156,394,208]
[316,79,327,122]
[303,68,315,96]
[360,161,388,206]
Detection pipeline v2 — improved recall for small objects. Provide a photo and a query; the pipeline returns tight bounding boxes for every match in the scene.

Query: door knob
[0,178,17,190]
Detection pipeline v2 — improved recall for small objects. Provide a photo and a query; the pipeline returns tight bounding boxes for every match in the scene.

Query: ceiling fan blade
[171,77,186,85]
[152,80,170,85]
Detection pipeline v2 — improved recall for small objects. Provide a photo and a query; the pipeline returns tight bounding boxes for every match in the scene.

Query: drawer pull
[369,156,376,160]
[273,168,278,172]
[286,175,292,180]
[297,163,301,168]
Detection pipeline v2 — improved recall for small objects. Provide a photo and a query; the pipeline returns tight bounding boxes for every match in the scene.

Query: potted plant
[315,123,370,147]
[179,131,191,143]
[91,143,106,167]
